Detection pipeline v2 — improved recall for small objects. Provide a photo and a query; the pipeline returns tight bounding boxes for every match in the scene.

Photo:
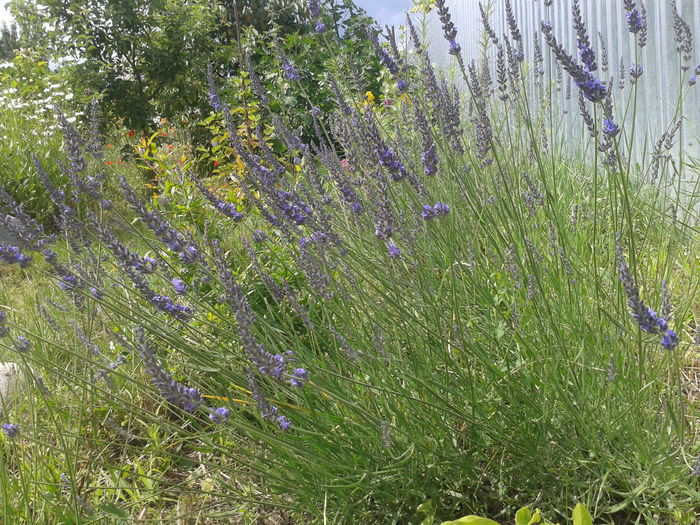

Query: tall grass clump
[1,0,700,522]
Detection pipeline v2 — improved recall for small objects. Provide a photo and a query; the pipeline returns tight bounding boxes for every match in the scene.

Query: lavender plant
[1,1,700,523]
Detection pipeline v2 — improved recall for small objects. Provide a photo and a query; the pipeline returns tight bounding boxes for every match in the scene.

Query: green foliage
[8,0,380,136]
[16,0,226,130]
[0,51,80,228]
[440,504,589,525]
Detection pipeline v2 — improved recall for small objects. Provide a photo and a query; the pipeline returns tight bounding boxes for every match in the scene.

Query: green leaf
[572,504,592,525]
[418,500,436,525]
[440,516,500,525]
[515,508,532,525]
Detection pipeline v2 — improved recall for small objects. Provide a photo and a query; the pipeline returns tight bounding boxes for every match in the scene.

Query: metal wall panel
[422,1,700,160]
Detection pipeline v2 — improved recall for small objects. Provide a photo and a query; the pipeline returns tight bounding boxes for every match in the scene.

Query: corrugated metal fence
[423,0,700,159]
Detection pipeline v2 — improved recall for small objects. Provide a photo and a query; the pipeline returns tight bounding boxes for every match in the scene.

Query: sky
[0,1,413,30]
[355,0,413,28]
[0,2,12,26]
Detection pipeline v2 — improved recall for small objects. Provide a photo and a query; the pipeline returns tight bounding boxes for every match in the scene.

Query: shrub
[1,1,700,523]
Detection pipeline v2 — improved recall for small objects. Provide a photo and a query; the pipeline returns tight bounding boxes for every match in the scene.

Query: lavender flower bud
[290,367,308,387]
[14,336,30,353]
[277,415,292,431]
[630,63,644,82]
[603,117,619,137]
[172,278,187,295]
[137,327,202,412]
[209,406,231,423]
[661,329,678,350]
[2,423,19,438]
[0,244,32,268]
[421,202,450,220]
[387,240,401,259]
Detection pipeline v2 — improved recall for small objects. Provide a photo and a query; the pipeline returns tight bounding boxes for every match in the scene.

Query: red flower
[213,161,219,167]
[127,130,136,138]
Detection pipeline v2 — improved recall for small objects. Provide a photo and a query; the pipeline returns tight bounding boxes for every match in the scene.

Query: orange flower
[106,161,112,165]
[106,144,112,149]
[167,145,173,149]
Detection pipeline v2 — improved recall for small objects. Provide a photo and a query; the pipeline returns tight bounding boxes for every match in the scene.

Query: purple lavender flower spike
[603,118,619,137]
[0,188,53,250]
[253,230,268,243]
[435,0,461,58]
[479,3,498,45]
[2,423,19,438]
[120,176,202,264]
[415,106,438,176]
[422,202,450,221]
[14,336,30,353]
[630,63,644,83]
[209,406,231,423]
[616,243,672,338]
[0,244,32,268]
[280,51,301,81]
[661,330,678,350]
[378,148,408,182]
[137,327,202,412]
[627,9,645,34]
[290,368,309,387]
[369,30,400,77]
[193,176,244,221]
[247,368,280,422]
[212,243,299,376]
[0,310,8,337]
[172,278,188,295]
[572,0,596,72]
[541,21,606,103]
[315,20,326,34]
[307,0,320,18]
[258,353,286,381]
[387,240,401,259]
[276,415,292,431]
[207,64,223,112]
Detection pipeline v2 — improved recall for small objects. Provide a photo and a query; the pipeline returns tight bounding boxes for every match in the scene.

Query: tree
[0,23,20,60]
[11,0,230,129]
[9,0,381,134]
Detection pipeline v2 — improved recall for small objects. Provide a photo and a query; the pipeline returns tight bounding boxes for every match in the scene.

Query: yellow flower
[365,91,375,105]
